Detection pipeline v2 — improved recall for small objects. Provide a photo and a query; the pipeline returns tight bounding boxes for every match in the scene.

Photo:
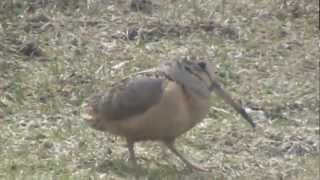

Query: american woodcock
[81,58,255,171]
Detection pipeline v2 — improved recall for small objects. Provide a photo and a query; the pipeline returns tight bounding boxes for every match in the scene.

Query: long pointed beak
[209,82,256,128]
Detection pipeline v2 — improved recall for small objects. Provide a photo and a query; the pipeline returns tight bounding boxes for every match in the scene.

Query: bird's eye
[184,66,192,73]
[198,62,206,70]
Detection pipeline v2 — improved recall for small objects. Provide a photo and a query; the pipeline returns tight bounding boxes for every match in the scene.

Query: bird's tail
[80,95,107,131]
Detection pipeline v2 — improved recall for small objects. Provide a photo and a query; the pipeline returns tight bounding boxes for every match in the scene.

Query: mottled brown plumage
[81,59,255,171]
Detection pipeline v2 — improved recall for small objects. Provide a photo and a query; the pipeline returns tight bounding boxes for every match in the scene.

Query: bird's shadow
[95,158,216,179]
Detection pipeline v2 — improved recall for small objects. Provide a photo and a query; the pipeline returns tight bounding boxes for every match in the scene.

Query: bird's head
[171,58,256,128]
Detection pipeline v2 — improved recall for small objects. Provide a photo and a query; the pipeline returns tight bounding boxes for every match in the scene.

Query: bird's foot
[128,158,139,169]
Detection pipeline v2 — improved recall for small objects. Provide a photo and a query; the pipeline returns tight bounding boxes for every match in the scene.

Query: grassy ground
[0,0,319,179]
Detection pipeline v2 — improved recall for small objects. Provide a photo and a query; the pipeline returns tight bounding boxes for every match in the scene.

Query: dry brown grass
[0,0,319,179]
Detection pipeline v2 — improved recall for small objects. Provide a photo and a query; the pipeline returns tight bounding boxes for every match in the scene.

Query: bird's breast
[112,81,210,141]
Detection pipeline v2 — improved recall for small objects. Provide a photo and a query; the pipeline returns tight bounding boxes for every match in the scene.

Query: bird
[81,58,255,171]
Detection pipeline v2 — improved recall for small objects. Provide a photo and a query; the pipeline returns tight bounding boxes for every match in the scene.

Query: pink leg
[163,140,209,172]
[127,139,138,169]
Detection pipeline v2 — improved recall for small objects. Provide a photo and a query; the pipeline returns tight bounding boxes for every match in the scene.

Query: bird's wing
[97,75,167,121]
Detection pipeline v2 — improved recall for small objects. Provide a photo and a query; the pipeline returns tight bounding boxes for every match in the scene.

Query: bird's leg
[163,139,208,172]
[126,139,138,169]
